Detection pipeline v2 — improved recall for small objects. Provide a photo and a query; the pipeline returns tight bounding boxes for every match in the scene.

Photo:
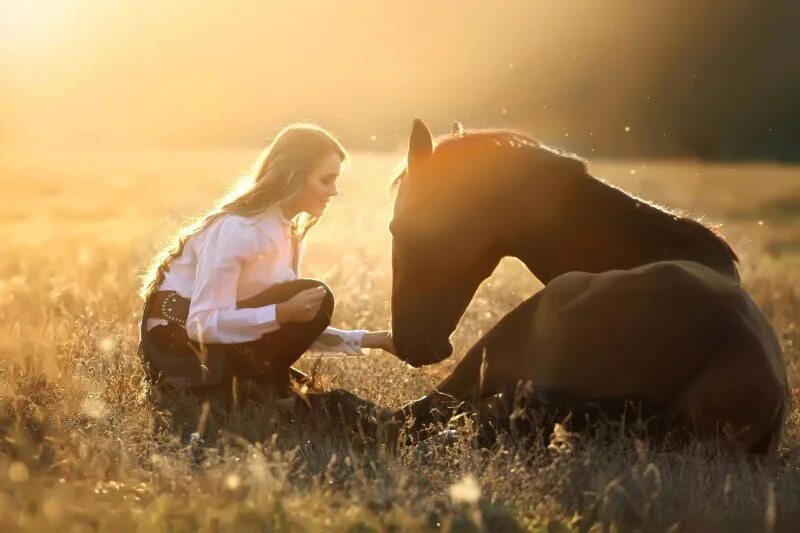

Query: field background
[1,149,798,531]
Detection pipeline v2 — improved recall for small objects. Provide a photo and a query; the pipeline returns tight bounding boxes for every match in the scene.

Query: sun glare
[0,1,76,58]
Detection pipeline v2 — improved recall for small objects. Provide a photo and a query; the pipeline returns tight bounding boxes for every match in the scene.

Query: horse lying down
[393,261,787,454]
[387,120,786,454]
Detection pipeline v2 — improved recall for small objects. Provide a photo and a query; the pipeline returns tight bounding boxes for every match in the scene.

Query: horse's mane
[391,128,587,191]
[390,127,738,263]
[678,216,740,263]
[588,174,740,264]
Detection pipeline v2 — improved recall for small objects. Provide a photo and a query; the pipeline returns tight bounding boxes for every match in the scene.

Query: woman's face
[296,151,342,217]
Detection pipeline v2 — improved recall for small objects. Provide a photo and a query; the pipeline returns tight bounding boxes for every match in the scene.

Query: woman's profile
[138,122,394,402]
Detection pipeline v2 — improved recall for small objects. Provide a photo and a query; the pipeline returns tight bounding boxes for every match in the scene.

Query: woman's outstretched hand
[362,331,396,354]
[275,286,326,324]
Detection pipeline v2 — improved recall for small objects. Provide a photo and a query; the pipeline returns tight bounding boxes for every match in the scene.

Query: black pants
[139,279,334,394]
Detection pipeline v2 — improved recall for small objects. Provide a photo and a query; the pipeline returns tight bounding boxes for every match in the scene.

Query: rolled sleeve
[310,327,369,356]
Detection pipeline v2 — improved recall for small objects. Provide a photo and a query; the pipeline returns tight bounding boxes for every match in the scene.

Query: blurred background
[2,4,800,530]
[3,0,799,161]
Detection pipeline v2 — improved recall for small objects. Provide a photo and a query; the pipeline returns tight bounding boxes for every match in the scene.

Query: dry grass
[0,148,798,531]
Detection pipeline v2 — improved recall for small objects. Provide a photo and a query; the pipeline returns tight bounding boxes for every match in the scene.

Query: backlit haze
[2,0,798,159]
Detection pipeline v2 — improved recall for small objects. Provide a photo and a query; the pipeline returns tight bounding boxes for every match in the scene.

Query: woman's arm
[296,239,395,356]
[185,217,281,344]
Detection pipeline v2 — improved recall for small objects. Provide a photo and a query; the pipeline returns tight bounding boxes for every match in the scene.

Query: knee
[300,279,334,328]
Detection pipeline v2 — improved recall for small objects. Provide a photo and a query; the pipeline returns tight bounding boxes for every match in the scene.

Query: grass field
[1,148,798,531]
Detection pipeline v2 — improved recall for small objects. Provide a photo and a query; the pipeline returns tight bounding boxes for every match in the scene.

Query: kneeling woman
[138,123,393,398]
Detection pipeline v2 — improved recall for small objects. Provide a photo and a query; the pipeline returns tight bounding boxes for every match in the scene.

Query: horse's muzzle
[399,336,452,367]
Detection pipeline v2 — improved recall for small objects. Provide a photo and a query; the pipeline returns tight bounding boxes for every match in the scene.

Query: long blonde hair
[139,122,347,303]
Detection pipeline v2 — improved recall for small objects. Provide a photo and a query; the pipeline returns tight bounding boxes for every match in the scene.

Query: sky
[2,0,798,159]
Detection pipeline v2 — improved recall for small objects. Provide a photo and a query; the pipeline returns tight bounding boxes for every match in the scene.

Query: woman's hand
[275,286,326,324]
[361,330,396,354]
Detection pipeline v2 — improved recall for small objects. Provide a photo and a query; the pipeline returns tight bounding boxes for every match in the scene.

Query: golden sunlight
[0,2,798,529]
[0,1,79,57]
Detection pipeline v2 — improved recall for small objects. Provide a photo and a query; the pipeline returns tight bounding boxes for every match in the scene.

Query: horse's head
[390,119,503,367]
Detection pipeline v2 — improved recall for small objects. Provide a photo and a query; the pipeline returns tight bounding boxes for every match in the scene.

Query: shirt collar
[255,205,294,241]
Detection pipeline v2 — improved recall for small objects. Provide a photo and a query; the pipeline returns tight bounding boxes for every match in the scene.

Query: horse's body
[406,261,785,453]
[389,120,787,454]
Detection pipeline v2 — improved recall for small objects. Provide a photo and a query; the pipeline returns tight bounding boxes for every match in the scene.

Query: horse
[388,119,787,454]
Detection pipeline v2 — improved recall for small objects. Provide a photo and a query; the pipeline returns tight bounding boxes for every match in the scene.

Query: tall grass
[1,149,798,530]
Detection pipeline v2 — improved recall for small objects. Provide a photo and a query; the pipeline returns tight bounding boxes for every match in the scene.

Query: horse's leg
[399,293,543,429]
[660,319,786,455]
[397,339,490,430]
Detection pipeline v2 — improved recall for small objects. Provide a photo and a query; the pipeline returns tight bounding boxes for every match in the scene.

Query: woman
[138,122,394,400]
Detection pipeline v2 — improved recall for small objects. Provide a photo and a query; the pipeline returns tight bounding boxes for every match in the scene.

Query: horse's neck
[502,168,666,284]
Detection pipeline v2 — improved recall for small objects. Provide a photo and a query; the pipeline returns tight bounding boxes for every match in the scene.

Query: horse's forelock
[391,128,575,199]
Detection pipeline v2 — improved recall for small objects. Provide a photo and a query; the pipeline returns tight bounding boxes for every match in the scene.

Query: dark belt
[147,290,191,326]
[145,289,273,326]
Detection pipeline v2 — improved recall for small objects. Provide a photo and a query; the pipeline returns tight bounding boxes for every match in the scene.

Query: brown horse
[389,119,787,453]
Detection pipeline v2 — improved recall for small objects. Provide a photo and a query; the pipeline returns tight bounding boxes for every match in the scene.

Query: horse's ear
[451,121,464,136]
[408,119,433,165]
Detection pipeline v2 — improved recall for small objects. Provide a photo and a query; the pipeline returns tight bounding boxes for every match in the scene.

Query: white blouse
[146,206,367,356]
